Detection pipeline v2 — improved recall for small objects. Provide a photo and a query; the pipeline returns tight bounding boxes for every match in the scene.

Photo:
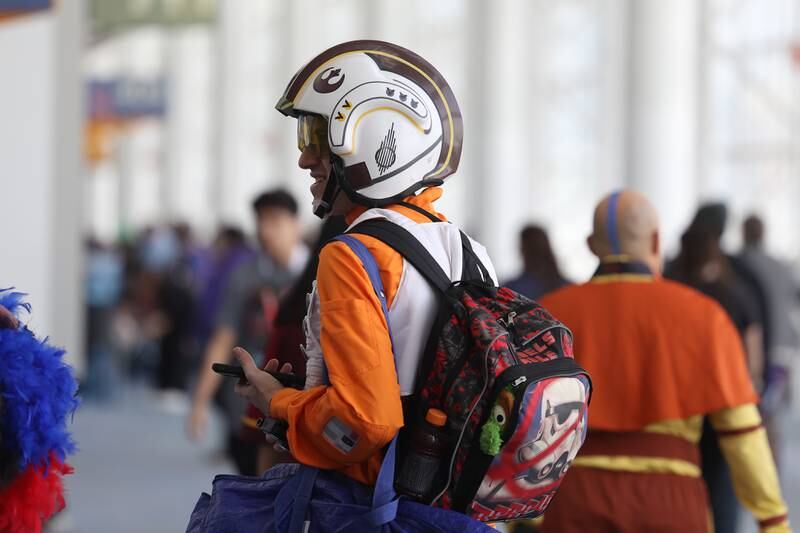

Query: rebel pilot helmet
[277,40,463,218]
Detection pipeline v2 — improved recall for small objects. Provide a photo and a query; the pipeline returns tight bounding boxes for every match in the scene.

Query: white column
[597,0,629,195]
[163,27,213,234]
[213,0,276,231]
[162,31,182,223]
[211,0,245,228]
[468,0,536,280]
[51,0,86,374]
[624,0,702,253]
[460,0,491,239]
[0,2,86,375]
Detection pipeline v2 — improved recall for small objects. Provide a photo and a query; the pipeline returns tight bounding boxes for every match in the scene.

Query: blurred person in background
[738,214,800,465]
[504,224,570,300]
[114,231,164,383]
[239,216,347,474]
[83,236,123,401]
[155,222,200,411]
[667,204,765,533]
[538,191,788,533]
[187,189,308,475]
[122,226,182,382]
[173,222,209,292]
[192,225,255,358]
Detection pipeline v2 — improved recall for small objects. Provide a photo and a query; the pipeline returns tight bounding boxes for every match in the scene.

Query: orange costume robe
[538,260,789,532]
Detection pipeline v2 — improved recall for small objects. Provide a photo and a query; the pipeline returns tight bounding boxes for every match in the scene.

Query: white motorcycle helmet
[277,40,463,218]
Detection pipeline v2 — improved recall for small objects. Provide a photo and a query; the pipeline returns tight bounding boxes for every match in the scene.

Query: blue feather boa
[0,289,79,470]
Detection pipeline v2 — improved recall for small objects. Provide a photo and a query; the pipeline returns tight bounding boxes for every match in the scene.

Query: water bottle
[395,408,449,501]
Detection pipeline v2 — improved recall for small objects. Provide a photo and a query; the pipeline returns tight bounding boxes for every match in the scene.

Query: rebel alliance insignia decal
[375,123,397,175]
[313,66,345,94]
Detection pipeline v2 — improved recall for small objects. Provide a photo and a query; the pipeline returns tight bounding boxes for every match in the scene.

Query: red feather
[0,454,73,533]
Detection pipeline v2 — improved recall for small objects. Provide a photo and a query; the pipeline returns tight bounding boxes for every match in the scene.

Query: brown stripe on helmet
[282,40,399,104]
[365,51,463,180]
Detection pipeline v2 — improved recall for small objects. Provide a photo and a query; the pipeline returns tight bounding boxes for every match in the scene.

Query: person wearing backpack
[232,38,499,487]
[538,190,789,533]
[187,40,497,532]
[208,40,591,532]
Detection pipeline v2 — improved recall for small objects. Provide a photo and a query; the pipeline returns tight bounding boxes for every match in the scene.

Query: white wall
[0,5,85,375]
[0,14,56,335]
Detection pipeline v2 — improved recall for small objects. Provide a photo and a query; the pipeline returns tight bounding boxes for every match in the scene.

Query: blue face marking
[607,191,622,255]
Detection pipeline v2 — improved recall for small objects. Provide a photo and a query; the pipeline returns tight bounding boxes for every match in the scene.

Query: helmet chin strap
[312,154,345,219]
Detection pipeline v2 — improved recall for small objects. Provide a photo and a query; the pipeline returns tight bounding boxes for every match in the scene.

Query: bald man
[538,191,789,533]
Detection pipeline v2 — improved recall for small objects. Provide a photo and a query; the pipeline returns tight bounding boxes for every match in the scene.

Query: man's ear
[651,231,660,256]
[587,234,597,256]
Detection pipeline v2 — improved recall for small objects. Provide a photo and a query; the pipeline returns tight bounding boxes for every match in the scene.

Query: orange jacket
[269,188,446,485]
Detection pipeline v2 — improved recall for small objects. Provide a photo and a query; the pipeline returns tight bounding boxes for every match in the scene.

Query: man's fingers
[233,347,259,378]
[263,359,293,376]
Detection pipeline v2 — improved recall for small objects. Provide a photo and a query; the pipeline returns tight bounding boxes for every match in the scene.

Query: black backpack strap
[348,218,452,294]
[459,231,492,283]
[397,201,441,223]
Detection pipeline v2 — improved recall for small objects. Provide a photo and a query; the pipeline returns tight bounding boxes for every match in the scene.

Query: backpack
[349,217,592,524]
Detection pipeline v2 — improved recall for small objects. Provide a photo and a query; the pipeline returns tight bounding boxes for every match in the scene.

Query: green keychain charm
[479,389,515,456]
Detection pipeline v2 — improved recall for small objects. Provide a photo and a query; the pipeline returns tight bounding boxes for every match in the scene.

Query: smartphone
[211,363,246,380]
[211,362,305,389]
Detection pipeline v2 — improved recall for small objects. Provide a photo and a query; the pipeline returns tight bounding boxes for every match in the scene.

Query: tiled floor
[59,385,235,533]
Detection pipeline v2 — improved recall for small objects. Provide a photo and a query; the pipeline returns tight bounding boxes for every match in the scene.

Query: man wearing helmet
[233,40,497,486]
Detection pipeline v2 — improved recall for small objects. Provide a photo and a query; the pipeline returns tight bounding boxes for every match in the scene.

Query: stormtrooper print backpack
[349,218,592,524]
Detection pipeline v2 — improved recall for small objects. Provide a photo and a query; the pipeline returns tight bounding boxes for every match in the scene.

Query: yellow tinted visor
[297,114,329,155]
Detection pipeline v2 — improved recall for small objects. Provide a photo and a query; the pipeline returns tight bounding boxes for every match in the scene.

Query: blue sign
[0,0,50,11]
[88,79,167,120]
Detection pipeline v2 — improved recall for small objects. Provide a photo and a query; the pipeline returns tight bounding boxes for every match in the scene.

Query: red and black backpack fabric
[350,217,592,524]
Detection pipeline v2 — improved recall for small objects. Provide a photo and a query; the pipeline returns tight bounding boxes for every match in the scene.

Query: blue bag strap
[274,466,319,533]
[333,234,397,367]
[279,235,402,532]
[332,235,401,519]
[289,467,318,533]
[370,432,399,510]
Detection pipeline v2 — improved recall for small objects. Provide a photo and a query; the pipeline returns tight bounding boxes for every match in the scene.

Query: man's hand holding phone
[227,348,293,419]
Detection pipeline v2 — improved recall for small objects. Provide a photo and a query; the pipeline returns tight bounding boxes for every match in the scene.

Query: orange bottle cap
[425,408,447,427]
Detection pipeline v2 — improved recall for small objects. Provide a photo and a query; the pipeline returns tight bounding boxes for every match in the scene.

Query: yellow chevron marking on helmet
[337,106,425,157]
[292,49,454,178]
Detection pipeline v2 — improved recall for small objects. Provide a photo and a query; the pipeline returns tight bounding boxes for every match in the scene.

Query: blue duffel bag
[186,439,494,532]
